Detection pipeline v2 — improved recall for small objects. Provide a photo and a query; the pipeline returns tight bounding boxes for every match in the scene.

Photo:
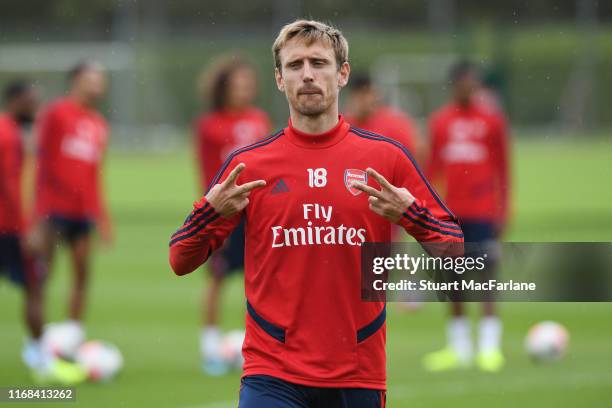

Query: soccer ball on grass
[75,340,124,382]
[525,321,569,362]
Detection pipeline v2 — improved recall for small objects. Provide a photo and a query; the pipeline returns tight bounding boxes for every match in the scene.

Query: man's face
[74,67,108,104]
[226,66,257,110]
[348,86,378,119]
[275,38,349,117]
[12,88,38,125]
[453,70,479,104]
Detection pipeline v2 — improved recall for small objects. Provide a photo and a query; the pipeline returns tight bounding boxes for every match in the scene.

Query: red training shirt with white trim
[195,107,271,191]
[34,97,109,221]
[426,102,510,224]
[169,115,463,389]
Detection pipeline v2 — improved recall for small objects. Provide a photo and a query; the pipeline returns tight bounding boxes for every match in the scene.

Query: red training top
[426,102,510,224]
[0,113,25,233]
[170,116,463,389]
[195,107,270,190]
[346,106,418,155]
[34,97,109,221]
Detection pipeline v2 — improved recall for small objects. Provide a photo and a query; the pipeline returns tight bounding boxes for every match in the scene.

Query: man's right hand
[205,163,266,218]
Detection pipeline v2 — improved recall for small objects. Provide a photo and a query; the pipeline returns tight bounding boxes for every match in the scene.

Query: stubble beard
[293,95,330,117]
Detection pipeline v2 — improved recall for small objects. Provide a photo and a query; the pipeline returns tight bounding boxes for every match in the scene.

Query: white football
[219,330,245,369]
[525,321,569,362]
[42,322,85,360]
[76,340,123,382]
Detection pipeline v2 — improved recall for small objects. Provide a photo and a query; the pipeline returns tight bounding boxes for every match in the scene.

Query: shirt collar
[285,115,350,149]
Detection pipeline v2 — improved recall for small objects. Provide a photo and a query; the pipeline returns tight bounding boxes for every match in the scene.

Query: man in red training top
[170,20,462,407]
[1,80,85,384]
[194,54,270,375]
[0,81,43,372]
[345,73,420,157]
[423,61,510,373]
[31,61,113,349]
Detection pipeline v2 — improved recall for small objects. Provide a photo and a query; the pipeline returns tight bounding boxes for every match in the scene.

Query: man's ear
[274,67,284,92]
[338,61,350,89]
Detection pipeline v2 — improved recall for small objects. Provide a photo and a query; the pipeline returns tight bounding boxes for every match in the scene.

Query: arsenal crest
[344,169,368,196]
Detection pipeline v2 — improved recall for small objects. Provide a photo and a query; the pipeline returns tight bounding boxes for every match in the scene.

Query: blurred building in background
[0,0,609,149]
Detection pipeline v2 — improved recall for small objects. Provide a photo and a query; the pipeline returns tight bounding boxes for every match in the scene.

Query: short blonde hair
[272,19,349,71]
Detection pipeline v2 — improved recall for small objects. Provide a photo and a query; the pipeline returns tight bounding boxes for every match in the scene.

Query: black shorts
[461,221,497,244]
[450,221,500,302]
[239,375,385,408]
[0,234,27,287]
[209,218,245,277]
[48,214,94,243]
[460,221,500,263]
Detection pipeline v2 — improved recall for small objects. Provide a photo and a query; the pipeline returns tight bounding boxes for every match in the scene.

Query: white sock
[61,320,86,357]
[200,326,221,358]
[62,319,85,341]
[22,338,53,370]
[64,319,84,332]
[447,317,473,362]
[478,316,502,352]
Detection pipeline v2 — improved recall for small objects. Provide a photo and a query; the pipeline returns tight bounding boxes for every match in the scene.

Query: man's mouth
[299,89,322,95]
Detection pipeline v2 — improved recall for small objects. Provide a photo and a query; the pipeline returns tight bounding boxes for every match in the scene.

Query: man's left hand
[352,167,415,224]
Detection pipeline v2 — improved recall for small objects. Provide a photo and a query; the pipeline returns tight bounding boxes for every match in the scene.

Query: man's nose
[302,62,314,82]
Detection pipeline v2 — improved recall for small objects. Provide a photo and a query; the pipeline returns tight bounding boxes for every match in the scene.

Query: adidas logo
[271,179,290,194]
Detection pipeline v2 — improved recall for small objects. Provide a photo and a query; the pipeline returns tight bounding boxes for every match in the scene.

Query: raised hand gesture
[205,163,266,218]
[352,167,415,223]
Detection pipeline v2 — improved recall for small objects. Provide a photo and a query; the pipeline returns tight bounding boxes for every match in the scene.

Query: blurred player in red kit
[1,80,85,384]
[0,81,42,369]
[30,61,113,352]
[170,20,462,407]
[345,73,420,157]
[423,61,510,372]
[195,54,270,375]
[345,74,424,275]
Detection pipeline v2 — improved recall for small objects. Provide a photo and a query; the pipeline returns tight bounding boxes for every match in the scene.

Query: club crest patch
[344,169,367,196]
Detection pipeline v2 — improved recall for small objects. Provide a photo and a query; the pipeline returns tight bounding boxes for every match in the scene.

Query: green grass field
[1,137,612,407]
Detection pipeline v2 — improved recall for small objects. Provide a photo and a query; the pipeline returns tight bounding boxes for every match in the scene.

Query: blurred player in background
[474,66,507,115]
[0,81,41,369]
[423,61,510,372]
[1,80,84,383]
[195,54,270,375]
[345,73,420,158]
[345,74,424,310]
[29,61,113,352]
